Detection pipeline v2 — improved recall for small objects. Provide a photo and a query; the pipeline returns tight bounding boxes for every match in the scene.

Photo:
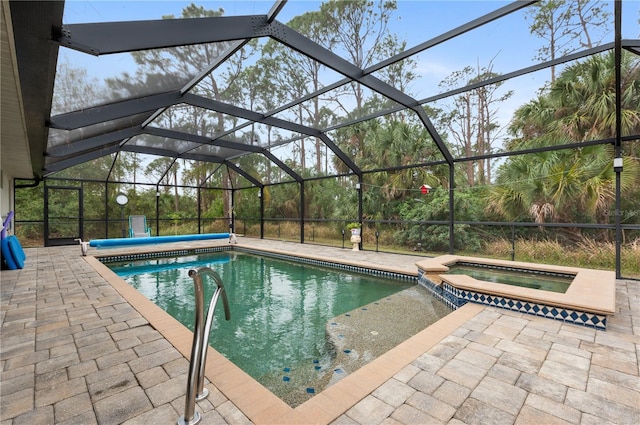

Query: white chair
[128,215,151,238]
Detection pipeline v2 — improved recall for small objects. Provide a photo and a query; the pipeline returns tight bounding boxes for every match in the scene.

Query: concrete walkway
[1,240,638,424]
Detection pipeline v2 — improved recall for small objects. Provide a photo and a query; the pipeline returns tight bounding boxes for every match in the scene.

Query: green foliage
[14,183,45,243]
[393,188,485,251]
[397,187,486,222]
[202,197,224,219]
[491,52,640,227]
[14,182,43,221]
[264,182,300,219]
[331,179,359,226]
[305,177,343,219]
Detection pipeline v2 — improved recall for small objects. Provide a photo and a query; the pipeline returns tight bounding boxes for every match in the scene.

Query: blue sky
[60,2,527,100]
[57,1,639,134]
[62,1,509,23]
[54,1,639,183]
[59,0,638,92]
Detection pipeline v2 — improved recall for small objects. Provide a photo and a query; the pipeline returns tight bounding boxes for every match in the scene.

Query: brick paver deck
[1,240,638,424]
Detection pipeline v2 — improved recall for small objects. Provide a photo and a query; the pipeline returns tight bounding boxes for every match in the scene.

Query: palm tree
[488,51,640,229]
[549,51,640,140]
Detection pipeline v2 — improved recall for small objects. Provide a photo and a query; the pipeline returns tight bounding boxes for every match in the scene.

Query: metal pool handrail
[178,267,231,425]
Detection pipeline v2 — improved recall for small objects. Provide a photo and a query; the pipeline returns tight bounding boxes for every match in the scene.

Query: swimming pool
[107,250,450,406]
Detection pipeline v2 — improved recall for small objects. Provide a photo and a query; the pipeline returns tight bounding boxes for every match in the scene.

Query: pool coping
[85,246,484,424]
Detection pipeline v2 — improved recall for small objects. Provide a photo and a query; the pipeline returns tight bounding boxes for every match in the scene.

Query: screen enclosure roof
[5,0,639,189]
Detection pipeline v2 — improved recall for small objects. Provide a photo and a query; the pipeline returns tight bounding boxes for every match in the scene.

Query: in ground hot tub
[416,255,615,330]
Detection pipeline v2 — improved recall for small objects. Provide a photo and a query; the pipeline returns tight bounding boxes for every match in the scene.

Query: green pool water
[109,251,421,404]
[447,264,573,293]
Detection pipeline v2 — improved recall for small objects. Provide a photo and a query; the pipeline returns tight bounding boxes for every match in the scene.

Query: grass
[480,237,640,278]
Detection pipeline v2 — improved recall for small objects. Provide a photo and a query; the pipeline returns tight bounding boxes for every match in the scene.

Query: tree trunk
[173,167,179,212]
[464,93,474,186]
[297,106,305,170]
[476,87,486,185]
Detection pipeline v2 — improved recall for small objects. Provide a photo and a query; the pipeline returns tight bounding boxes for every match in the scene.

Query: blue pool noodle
[89,233,230,248]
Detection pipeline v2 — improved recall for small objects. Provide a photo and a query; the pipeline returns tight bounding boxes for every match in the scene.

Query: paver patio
[1,239,638,424]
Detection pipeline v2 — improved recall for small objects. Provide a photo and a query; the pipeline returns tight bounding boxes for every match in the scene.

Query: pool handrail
[178,267,231,425]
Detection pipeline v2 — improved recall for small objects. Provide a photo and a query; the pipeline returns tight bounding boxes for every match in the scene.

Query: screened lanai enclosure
[8,0,640,278]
